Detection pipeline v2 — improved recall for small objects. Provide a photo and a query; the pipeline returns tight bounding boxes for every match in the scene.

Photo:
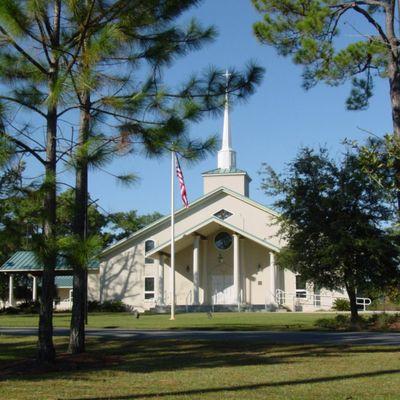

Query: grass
[0,311,343,331]
[1,335,400,399]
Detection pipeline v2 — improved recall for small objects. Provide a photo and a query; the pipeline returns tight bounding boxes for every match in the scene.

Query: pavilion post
[32,276,37,302]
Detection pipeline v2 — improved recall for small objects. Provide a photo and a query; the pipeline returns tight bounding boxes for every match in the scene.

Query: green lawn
[0,311,341,331]
[1,335,399,399]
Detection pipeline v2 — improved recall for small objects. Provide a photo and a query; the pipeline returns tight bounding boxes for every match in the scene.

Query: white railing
[356,297,372,311]
[265,288,279,310]
[211,290,217,313]
[275,289,371,312]
[237,289,244,312]
[185,290,193,312]
[54,298,73,311]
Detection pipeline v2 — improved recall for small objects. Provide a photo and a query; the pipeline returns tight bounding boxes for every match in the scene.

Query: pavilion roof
[55,276,73,288]
[0,251,99,273]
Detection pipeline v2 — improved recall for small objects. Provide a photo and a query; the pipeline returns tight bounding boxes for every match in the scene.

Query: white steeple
[217,71,236,170]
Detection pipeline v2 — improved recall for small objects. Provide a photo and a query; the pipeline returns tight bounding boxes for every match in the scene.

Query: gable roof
[101,186,279,257]
[0,251,99,273]
[146,216,281,257]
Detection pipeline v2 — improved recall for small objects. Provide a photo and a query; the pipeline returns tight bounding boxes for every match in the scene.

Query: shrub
[87,300,101,312]
[87,300,127,312]
[4,306,20,315]
[100,300,127,312]
[333,298,350,311]
[17,301,40,314]
[315,314,351,330]
[367,313,400,330]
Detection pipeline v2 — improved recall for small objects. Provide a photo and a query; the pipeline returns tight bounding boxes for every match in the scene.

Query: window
[214,209,233,221]
[145,240,155,264]
[296,275,307,298]
[214,232,232,250]
[144,277,155,300]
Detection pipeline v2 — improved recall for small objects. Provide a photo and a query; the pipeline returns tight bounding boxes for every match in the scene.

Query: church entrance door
[211,274,234,304]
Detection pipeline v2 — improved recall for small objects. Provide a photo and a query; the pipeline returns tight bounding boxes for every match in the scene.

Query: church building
[89,96,349,313]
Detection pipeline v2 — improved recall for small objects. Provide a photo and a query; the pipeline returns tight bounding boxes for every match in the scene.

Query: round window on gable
[214,232,232,251]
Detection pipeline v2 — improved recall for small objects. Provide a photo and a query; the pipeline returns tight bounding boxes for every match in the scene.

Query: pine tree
[63,0,264,354]
[252,1,400,209]
[0,0,104,362]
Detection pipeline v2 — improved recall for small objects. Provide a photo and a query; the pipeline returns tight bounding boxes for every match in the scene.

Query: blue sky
[31,0,395,216]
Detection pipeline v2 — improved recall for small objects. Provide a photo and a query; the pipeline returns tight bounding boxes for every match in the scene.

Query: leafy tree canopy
[108,210,163,242]
[262,146,400,320]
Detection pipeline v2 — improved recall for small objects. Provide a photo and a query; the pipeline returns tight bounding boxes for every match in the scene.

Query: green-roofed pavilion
[0,251,98,307]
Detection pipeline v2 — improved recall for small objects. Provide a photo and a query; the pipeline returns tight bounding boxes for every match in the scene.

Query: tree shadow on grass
[1,338,400,393]
[63,368,400,400]
[0,339,289,380]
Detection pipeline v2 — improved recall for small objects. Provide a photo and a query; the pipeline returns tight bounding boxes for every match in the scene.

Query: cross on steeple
[217,69,236,170]
[224,69,231,83]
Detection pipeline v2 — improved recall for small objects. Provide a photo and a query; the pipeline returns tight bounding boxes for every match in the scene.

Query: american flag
[175,154,189,208]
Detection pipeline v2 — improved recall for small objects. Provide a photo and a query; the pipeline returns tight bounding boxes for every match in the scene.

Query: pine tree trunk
[37,0,61,363]
[37,102,57,363]
[388,57,400,212]
[68,90,90,354]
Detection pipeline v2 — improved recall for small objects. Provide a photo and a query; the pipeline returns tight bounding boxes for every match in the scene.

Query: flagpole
[170,150,176,320]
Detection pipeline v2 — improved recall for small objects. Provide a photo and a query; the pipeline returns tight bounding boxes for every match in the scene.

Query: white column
[233,233,240,305]
[158,254,164,305]
[269,251,276,304]
[32,276,37,302]
[8,274,14,307]
[193,235,200,305]
[240,238,245,304]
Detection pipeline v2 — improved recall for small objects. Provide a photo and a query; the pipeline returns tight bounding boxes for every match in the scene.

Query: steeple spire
[217,70,236,170]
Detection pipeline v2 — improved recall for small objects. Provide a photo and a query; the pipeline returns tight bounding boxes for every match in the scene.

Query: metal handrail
[356,297,372,311]
[275,289,372,311]
[185,290,193,312]
[264,288,280,310]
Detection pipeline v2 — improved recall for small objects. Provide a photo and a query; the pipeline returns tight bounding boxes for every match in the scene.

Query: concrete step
[146,304,289,314]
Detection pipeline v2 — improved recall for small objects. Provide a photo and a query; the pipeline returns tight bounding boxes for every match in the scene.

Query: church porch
[146,219,287,311]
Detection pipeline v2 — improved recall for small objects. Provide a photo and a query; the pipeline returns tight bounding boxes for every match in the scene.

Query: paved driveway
[1,327,400,345]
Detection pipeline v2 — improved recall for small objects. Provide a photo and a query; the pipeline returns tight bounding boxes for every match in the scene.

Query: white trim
[146,216,281,257]
[100,187,279,257]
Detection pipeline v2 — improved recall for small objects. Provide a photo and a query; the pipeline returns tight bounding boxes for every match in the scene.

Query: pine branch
[0,26,48,75]
[0,131,46,165]
[330,2,390,45]
[34,15,52,65]
[0,96,46,117]
[353,4,390,45]
[64,0,97,76]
